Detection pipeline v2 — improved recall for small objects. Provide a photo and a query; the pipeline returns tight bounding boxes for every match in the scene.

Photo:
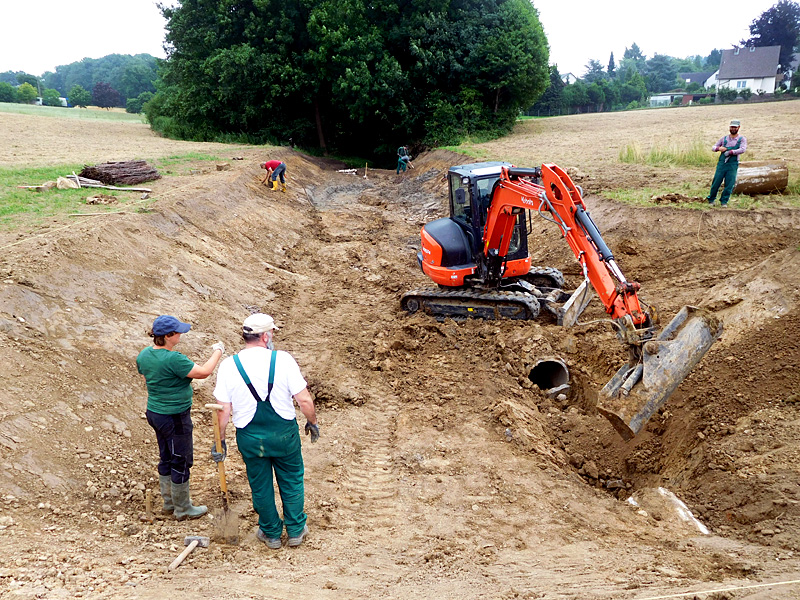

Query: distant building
[678,72,715,88]
[560,72,578,85]
[716,46,780,94]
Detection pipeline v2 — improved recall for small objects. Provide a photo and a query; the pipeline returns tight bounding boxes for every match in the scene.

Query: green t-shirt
[136,347,195,414]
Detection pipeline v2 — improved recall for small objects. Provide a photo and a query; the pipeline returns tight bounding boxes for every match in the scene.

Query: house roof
[678,72,714,85]
[718,46,780,79]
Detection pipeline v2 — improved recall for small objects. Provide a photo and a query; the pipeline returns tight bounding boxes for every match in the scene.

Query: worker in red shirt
[260,160,287,192]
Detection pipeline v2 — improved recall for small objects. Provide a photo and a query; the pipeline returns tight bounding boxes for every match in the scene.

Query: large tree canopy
[743,0,800,74]
[147,0,549,156]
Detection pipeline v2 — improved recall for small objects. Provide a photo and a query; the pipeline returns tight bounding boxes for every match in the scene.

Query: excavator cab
[447,162,527,266]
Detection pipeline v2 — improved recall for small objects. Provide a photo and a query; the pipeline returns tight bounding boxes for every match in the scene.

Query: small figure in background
[397,145,414,174]
[261,160,287,192]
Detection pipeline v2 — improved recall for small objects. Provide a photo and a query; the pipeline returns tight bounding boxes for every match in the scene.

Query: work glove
[211,440,227,462]
[305,422,320,443]
[212,341,225,354]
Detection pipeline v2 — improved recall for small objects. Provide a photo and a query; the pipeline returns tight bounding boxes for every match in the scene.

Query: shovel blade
[597,306,722,440]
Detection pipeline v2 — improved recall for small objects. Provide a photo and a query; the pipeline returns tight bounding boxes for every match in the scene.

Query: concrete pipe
[528,357,570,397]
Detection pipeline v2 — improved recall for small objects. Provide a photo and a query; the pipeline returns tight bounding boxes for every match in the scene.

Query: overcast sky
[0,0,785,77]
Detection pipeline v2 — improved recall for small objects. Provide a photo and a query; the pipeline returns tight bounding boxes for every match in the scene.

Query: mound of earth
[1,148,800,599]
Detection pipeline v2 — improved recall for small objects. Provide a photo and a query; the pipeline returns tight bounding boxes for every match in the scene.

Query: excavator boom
[483,165,722,439]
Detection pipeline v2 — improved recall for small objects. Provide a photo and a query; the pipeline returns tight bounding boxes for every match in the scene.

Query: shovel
[205,403,238,544]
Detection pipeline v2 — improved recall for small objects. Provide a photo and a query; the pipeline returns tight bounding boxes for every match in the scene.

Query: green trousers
[236,401,306,538]
[707,160,739,205]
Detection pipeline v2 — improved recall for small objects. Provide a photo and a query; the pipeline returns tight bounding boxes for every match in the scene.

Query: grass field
[0,102,146,122]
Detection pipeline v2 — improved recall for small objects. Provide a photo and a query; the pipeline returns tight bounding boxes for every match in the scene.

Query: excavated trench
[2,148,800,598]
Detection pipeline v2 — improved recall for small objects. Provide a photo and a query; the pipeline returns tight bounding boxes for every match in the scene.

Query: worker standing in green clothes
[212,313,319,549]
[706,119,747,207]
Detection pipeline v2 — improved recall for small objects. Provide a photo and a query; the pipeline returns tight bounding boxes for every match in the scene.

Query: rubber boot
[271,180,279,191]
[171,481,207,521]
[159,475,174,514]
[281,182,286,193]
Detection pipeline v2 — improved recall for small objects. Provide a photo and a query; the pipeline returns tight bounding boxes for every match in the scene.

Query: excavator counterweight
[404,161,722,440]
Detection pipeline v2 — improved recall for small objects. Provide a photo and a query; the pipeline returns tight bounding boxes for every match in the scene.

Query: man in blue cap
[706,119,747,207]
[137,315,225,520]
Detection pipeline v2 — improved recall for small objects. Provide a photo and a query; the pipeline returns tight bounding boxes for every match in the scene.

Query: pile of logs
[79,160,161,185]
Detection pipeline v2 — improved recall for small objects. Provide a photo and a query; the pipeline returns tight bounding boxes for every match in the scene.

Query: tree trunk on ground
[733,160,789,195]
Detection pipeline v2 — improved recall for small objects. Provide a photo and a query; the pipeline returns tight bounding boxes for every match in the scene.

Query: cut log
[78,160,161,185]
[733,160,789,195]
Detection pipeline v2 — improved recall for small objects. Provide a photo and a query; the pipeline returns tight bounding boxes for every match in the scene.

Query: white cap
[243,313,279,334]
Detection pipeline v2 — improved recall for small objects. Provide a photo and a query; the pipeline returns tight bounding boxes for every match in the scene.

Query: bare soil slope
[1,105,800,600]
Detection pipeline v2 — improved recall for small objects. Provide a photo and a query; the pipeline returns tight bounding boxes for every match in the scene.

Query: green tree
[563,80,588,112]
[149,0,549,156]
[0,82,16,102]
[586,82,606,111]
[583,59,606,83]
[68,84,91,108]
[742,0,800,75]
[16,82,37,104]
[42,88,62,106]
[623,43,647,71]
[126,91,154,114]
[704,49,722,70]
[16,73,39,90]
[644,54,678,93]
[92,82,121,109]
[530,64,565,115]
[607,52,616,78]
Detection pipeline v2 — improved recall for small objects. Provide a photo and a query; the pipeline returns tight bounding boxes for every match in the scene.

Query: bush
[42,88,62,106]
[16,82,37,104]
[126,97,143,114]
[68,85,91,108]
[0,82,15,103]
[626,100,641,110]
[717,87,738,103]
[698,97,713,105]
[739,87,752,101]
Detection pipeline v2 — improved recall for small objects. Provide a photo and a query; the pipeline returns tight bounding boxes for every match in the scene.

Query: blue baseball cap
[152,315,191,336]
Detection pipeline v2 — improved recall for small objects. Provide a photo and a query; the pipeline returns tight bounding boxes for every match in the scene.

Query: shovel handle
[206,404,229,497]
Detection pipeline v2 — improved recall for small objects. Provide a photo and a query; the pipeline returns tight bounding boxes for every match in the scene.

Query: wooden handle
[168,539,199,571]
[205,403,224,410]
[211,410,229,495]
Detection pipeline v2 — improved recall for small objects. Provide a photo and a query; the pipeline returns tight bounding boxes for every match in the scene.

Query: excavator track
[401,287,541,320]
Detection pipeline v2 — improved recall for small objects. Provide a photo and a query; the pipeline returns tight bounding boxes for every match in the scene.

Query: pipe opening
[529,358,569,391]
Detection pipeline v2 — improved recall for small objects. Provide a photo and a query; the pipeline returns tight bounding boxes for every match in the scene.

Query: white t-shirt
[213,347,307,428]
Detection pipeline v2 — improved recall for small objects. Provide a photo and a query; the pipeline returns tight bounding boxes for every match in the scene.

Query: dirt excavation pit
[2,147,800,598]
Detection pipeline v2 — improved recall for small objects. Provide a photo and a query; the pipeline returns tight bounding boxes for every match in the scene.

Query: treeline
[0,54,158,112]
[145,0,550,157]
[530,45,722,116]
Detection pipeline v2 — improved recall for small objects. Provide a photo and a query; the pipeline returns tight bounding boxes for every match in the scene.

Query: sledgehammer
[168,536,209,571]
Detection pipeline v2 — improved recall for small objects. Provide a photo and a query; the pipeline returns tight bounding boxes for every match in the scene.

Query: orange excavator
[401,162,721,440]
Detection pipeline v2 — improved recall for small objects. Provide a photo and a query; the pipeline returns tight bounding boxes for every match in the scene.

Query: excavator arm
[485,165,722,440]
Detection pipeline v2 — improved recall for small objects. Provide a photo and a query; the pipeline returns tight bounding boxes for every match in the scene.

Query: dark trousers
[146,409,194,484]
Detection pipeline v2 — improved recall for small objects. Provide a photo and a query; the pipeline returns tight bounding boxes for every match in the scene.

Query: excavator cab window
[450,173,472,224]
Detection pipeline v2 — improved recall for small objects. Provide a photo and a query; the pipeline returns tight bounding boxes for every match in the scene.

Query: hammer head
[185,536,210,548]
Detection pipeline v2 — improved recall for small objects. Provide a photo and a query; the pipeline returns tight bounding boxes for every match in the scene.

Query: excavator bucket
[559,279,593,328]
[597,306,722,441]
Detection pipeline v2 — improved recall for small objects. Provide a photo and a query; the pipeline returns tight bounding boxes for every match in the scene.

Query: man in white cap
[706,119,747,207]
[212,313,318,549]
